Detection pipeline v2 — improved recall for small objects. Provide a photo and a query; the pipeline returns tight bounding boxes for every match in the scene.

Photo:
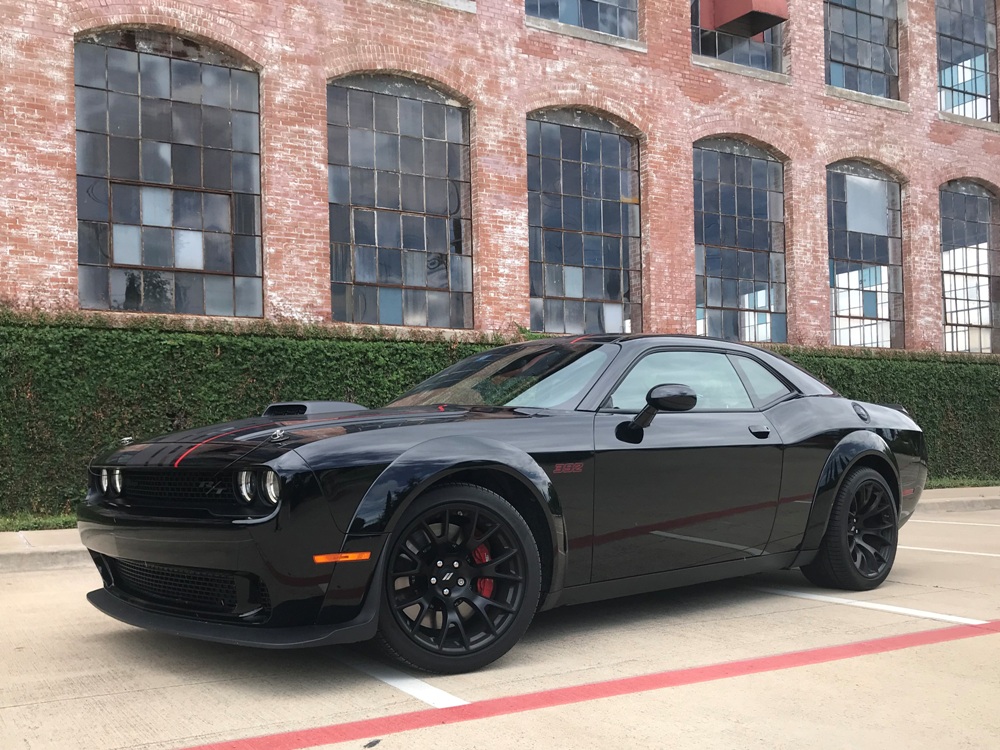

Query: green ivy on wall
[1,310,998,517]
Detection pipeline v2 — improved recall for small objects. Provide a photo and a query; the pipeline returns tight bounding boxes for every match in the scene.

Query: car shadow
[82,569,813,689]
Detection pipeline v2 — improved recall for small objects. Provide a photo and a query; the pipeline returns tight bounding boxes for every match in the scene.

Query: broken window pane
[75,31,262,317]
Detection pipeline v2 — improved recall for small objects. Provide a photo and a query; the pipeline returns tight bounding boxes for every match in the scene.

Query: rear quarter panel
[764,395,926,555]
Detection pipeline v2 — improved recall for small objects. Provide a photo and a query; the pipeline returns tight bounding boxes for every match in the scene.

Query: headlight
[236,470,256,504]
[100,468,123,497]
[262,470,281,505]
[110,468,123,496]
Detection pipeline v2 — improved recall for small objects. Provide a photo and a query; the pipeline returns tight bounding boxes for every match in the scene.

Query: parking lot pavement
[1,508,998,750]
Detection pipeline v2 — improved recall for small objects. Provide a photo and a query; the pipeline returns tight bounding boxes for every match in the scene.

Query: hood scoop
[262,401,367,417]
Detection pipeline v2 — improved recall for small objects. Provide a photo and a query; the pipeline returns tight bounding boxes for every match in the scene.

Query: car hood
[96,405,534,469]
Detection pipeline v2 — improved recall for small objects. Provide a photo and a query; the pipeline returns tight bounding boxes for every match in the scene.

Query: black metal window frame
[694,138,787,343]
[690,0,785,73]
[75,29,263,318]
[825,0,900,99]
[525,0,639,40]
[940,180,1000,352]
[527,109,642,335]
[827,161,904,348]
[936,0,999,121]
[327,75,473,329]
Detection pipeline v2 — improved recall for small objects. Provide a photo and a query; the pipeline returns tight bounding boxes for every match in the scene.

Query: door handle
[748,424,771,439]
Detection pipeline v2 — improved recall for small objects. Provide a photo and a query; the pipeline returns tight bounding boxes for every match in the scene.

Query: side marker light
[313,551,372,564]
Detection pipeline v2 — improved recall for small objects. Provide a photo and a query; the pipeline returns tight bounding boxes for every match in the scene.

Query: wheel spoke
[858,491,887,521]
[393,549,422,576]
[463,594,500,635]
[407,601,431,634]
[393,590,429,612]
[464,521,500,554]
[474,547,518,577]
[467,591,516,616]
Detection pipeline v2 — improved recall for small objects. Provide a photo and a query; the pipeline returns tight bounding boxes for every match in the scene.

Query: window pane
[828,161,903,348]
[826,0,900,98]
[75,32,262,317]
[691,0,785,73]
[611,351,752,411]
[328,76,472,328]
[694,139,785,343]
[529,111,641,334]
[941,180,998,352]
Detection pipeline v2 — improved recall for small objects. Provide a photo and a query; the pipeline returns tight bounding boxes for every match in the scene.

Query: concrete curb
[0,547,90,573]
[916,497,1000,513]
[2,488,998,572]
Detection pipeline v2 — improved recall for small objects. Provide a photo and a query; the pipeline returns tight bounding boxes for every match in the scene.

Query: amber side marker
[313,551,372,564]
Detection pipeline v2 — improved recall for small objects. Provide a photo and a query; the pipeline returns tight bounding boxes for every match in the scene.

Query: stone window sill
[691,55,790,85]
[937,111,1000,134]
[825,85,910,113]
[414,0,476,14]
[524,16,646,53]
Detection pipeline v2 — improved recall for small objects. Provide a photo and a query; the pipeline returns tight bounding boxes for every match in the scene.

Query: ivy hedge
[1,310,998,518]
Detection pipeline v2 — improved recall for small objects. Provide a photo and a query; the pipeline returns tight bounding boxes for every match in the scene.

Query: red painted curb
[182,620,1000,750]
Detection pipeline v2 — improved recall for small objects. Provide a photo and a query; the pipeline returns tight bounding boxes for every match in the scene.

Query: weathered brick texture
[1,0,998,350]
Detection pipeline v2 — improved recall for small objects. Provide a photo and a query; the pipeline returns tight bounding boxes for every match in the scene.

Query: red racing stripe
[180,619,1000,750]
[172,426,273,468]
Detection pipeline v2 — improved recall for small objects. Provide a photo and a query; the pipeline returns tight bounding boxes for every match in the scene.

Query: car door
[591,349,784,582]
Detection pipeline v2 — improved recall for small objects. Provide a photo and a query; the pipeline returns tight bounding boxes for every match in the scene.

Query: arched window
[75,29,262,316]
[827,161,903,348]
[936,0,998,121]
[527,110,641,334]
[941,180,998,352]
[694,138,786,342]
[327,75,472,328]
[825,0,900,99]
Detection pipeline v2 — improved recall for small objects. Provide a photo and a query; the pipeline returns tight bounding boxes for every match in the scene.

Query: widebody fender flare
[347,435,568,595]
[798,429,900,555]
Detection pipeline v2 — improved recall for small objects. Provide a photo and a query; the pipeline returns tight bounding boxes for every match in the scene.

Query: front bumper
[86,570,381,649]
[78,495,387,641]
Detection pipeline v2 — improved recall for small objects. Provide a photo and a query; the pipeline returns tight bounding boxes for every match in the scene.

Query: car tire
[376,484,542,673]
[801,466,899,591]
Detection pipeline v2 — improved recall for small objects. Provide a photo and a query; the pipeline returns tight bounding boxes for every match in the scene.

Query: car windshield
[390,342,615,409]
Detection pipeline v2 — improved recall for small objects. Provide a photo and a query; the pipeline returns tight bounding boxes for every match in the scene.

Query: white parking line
[336,652,468,708]
[754,587,989,626]
[900,546,1000,558]
[909,520,1000,527]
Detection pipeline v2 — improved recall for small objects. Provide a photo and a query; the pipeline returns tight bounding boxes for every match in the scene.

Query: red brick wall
[1,0,999,349]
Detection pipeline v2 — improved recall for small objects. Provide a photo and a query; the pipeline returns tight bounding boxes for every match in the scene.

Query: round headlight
[110,468,123,496]
[100,468,110,494]
[262,470,281,505]
[236,470,256,504]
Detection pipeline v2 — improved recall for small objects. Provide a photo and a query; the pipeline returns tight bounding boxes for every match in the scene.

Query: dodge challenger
[78,335,927,673]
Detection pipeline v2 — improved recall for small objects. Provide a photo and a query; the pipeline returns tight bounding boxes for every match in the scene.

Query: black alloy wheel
[801,466,899,591]
[376,484,541,673]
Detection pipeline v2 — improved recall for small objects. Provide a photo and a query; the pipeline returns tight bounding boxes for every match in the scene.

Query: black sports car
[78,335,927,673]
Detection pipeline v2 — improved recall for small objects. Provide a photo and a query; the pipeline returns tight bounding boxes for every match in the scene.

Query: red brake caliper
[473,544,494,598]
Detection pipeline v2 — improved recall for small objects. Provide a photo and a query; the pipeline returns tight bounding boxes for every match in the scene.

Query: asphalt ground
[2,500,998,749]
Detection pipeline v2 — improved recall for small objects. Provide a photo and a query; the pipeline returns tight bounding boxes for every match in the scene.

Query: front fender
[346,436,567,595]
[798,430,900,554]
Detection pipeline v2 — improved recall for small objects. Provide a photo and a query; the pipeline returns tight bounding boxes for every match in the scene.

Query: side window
[731,356,792,406]
[608,351,753,412]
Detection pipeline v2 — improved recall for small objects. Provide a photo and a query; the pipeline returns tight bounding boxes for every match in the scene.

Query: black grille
[123,470,237,506]
[107,557,269,618]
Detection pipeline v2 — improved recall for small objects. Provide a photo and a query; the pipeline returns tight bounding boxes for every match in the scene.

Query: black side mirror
[616,384,697,443]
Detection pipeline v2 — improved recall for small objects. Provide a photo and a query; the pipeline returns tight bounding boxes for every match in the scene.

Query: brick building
[1,0,998,351]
